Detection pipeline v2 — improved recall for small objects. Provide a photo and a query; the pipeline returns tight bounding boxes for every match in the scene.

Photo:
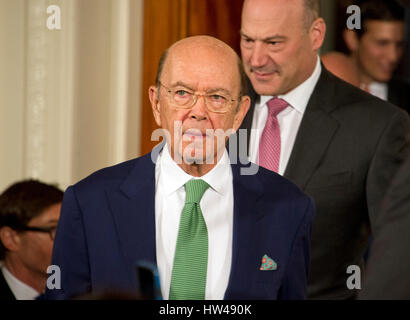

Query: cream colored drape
[0,0,144,191]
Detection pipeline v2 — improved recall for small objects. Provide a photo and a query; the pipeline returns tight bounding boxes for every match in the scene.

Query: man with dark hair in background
[238,0,410,299]
[342,0,409,113]
[0,180,63,300]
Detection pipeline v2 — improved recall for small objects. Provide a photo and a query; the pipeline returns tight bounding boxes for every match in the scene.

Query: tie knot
[184,179,210,204]
[267,98,288,117]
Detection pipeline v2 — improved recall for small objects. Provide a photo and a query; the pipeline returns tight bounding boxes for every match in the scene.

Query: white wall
[0,0,144,192]
[0,0,25,191]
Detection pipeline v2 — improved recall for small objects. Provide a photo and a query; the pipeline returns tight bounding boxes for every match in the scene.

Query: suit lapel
[224,163,263,299]
[106,152,158,267]
[284,68,340,189]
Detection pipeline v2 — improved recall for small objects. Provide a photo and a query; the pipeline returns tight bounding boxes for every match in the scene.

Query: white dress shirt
[1,265,39,300]
[155,144,233,300]
[249,56,322,175]
[368,81,388,101]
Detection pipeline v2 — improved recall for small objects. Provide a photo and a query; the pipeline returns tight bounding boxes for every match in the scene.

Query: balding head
[242,0,320,31]
[170,35,235,55]
[156,36,248,97]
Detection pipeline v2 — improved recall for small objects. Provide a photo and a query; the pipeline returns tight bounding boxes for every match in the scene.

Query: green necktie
[169,179,210,300]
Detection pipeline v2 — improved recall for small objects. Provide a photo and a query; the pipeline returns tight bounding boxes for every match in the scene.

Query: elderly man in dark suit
[237,0,410,299]
[45,36,315,300]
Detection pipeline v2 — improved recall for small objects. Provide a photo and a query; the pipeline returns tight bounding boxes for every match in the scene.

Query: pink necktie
[258,98,288,173]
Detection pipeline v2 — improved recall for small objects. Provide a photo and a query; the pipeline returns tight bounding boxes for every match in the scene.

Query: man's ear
[149,85,162,127]
[310,17,326,51]
[0,226,20,252]
[343,29,359,52]
[232,95,251,132]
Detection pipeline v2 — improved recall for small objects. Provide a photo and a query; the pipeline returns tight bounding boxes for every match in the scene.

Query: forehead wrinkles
[242,0,305,38]
[171,42,233,65]
[164,45,239,89]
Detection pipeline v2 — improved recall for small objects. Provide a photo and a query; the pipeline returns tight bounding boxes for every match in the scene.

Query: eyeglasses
[158,81,239,113]
[19,225,58,240]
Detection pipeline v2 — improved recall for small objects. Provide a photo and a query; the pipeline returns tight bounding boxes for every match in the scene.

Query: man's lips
[183,130,209,139]
[251,70,277,79]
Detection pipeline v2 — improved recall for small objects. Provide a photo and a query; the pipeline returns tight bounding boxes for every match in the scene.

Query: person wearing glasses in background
[0,180,63,300]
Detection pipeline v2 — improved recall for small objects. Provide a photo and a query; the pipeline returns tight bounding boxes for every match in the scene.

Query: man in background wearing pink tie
[237,0,410,299]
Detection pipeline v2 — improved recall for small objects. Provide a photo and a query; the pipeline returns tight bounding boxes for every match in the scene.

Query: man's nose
[189,95,208,121]
[250,42,268,68]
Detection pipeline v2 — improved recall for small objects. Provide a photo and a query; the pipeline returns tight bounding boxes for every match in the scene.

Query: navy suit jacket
[45,150,315,300]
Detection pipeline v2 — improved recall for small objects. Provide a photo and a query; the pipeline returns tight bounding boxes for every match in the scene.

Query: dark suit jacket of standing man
[44,147,315,300]
[237,66,410,299]
[359,153,410,299]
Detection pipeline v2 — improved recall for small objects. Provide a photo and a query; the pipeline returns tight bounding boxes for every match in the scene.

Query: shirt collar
[368,81,388,101]
[158,144,231,196]
[368,81,387,89]
[258,55,322,114]
[1,265,39,300]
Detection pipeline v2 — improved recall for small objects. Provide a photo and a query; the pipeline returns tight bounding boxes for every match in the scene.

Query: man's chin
[181,148,217,165]
[368,67,394,83]
[249,78,280,96]
[184,158,206,165]
[373,74,392,83]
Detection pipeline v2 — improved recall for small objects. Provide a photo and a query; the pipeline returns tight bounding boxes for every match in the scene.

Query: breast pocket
[255,269,278,284]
